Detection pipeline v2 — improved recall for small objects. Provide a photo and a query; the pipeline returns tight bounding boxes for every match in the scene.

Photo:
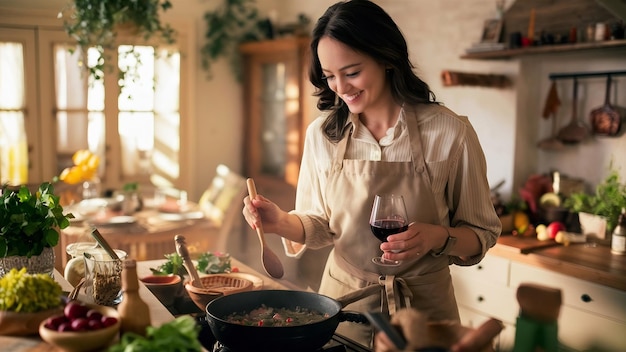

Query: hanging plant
[201,0,271,80]
[59,0,176,86]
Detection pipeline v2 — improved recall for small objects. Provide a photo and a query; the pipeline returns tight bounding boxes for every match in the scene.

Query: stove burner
[211,334,370,352]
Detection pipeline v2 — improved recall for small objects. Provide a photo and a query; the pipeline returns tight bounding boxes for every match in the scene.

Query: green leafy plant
[201,0,269,80]
[59,0,176,86]
[563,168,626,232]
[0,182,73,258]
[109,315,202,351]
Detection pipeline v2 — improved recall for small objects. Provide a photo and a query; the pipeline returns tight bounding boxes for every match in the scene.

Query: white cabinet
[451,255,517,351]
[451,253,626,351]
[510,261,626,351]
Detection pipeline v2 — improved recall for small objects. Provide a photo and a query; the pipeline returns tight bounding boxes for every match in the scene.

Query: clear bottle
[611,208,626,255]
[118,259,152,336]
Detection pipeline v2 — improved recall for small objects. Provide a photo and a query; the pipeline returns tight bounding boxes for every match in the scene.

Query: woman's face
[317,37,390,115]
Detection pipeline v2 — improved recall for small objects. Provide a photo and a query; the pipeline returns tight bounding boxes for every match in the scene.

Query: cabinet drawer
[457,306,515,352]
[558,304,626,351]
[452,275,518,324]
[510,261,626,323]
[450,254,510,286]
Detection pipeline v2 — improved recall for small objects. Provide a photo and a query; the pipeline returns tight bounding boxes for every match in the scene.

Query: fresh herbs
[564,166,626,232]
[108,315,202,352]
[150,251,232,276]
[0,182,73,257]
[150,252,186,276]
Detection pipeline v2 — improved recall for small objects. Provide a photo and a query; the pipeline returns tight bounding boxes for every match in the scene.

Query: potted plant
[563,167,626,237]
[0,182,73,276]
[58,0,176,85]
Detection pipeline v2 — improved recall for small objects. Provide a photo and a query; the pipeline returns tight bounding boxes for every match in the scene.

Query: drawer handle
[477,295,484,303]
[580,294,592,303]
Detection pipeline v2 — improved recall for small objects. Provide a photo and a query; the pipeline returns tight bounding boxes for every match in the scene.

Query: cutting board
[497,235,560,253]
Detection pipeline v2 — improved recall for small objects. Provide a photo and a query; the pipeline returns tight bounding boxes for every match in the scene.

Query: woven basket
[185,274,253,310]
[196,275,253,294]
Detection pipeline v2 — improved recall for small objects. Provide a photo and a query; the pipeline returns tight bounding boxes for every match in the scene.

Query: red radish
[546,221,566,239]
[64,301,89,319]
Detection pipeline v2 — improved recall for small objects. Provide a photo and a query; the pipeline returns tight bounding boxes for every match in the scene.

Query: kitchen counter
[0,268,174,351]
[0,258,290,351]
[491,235,626,292]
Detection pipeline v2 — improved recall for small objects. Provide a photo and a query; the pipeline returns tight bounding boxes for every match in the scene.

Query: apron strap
[381,275,413,314]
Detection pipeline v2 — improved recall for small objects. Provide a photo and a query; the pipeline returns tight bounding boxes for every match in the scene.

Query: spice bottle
[611,208,626,255]
[118,259,151,336]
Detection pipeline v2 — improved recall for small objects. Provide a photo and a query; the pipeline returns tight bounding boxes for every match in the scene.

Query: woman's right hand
[242,193,284,234]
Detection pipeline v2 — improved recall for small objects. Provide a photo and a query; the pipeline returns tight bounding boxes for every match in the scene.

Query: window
[0,16,187,194]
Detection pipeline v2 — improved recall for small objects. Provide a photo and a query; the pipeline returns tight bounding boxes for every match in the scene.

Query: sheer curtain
[0,42,28,185]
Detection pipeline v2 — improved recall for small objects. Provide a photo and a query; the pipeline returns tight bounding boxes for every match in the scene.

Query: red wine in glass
[370,194,409,266]
[370,220,409,241]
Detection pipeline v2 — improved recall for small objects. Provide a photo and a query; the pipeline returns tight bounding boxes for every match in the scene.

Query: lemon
[539,193,561,208]
[59,166,83,185]
[513,211,530,233]
[86,153,100,170]
[72,149,92,166]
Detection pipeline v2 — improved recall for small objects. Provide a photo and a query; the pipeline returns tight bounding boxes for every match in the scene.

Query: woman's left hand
[380,222,447,261]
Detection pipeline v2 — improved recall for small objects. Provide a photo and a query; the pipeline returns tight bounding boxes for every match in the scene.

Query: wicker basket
[196,275,253,294]
[185,274,253,310]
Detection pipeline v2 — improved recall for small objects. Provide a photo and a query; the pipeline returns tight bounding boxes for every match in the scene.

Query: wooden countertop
[491,235,626,292]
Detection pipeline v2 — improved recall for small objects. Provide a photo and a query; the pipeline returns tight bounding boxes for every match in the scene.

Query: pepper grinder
[118,258,151,336]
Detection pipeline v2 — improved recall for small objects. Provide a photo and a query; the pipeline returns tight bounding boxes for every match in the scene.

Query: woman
[243,0,501,346]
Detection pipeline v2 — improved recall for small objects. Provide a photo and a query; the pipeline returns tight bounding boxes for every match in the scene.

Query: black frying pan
[205,289,372,351]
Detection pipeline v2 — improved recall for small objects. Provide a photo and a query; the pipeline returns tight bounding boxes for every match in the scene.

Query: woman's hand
[373,308,502,352]
[242,193,284,233]
[380,222,447,261]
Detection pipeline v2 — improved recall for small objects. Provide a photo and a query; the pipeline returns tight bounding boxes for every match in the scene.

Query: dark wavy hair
[309,0,438,142]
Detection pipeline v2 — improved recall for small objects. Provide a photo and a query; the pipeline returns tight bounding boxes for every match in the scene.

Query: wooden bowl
[140,274,183,307]
[0,307,64,336]
[38,304,120,352]
[185,274,253,310]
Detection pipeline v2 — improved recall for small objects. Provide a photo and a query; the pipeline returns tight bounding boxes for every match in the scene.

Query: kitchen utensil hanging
[590,75,626,136]
[537,80,564,150]
[557,78,589,144]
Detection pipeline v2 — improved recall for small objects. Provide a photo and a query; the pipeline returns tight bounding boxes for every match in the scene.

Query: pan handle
[338,310,370,325]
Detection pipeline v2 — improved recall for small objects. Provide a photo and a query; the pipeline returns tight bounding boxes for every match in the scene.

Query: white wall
[2,0,624,201]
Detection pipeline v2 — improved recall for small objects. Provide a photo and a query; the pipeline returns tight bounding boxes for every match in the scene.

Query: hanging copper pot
[590,76,625,136]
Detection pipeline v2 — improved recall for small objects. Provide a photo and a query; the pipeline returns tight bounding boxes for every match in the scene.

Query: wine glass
[369,194,409,266]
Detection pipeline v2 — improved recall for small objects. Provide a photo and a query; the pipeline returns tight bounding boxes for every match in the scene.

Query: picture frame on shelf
[481,19,503,43]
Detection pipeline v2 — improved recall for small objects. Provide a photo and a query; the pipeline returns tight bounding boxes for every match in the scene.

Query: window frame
[0,9,192,193]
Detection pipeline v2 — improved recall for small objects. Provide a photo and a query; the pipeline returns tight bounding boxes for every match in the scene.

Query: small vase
[0,247,56,278]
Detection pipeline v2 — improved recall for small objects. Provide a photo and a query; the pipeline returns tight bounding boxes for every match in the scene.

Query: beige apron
[319,106,459,346]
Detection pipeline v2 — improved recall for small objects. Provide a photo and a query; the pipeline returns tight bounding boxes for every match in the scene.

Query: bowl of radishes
[39,300,120,352]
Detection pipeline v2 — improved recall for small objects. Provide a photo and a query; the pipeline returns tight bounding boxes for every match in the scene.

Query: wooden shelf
[461,39,626,60]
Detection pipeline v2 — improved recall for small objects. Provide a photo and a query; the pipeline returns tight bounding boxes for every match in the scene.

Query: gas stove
[210,333,371,352]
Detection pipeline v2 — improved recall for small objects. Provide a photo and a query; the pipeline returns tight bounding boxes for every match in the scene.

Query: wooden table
[58,208,219,273]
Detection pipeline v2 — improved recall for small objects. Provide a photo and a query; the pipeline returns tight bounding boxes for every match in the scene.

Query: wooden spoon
[90,228,119,260]
[175,235,203,288]
[246,178,284,279]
